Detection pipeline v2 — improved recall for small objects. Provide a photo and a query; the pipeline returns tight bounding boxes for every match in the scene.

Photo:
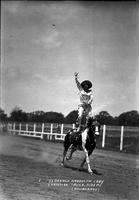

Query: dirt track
[0,134,139,200]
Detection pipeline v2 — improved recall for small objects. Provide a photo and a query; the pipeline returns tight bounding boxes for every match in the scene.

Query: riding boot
[85,117,89,127]
[77,117,81,132]
[75,121,79,130]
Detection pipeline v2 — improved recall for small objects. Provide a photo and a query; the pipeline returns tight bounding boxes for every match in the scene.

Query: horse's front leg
[61,148,67,166]
[82,143,93,175]
[66,145,76,160]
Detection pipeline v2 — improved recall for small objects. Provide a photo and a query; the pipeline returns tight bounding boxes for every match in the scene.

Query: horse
[62,117,100,175]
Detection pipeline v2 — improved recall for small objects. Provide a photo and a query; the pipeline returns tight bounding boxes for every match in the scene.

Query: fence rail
[0,122,139,152]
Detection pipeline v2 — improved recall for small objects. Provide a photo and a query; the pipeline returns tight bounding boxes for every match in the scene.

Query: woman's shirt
[75,77,93,105]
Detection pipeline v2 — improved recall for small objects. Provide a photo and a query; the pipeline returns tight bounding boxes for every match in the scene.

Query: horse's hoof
[79,167,83,171]
[89,171,93,175]
[60,162,64,166]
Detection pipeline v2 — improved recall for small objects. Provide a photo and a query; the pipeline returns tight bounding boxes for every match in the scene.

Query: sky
[1,0,139,117]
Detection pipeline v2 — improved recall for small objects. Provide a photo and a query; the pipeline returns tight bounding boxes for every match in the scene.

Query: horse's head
[86,117,93,127]
[86,117,100,136]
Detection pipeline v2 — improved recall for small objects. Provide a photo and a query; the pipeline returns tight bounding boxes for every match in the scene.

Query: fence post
[41,123,44,139]
[0,123,2,132]
[61,124,64,134]
[34,123,36,134]
[26,123,28,135]
[47,124,50,140]
[50,124,53,140]
[19,123,21,135]
[61,124,64,140]
[120,126,124,151]
[102,125,106,148]
[8,123,12,134]
[13,123,16,135]
[7,123,10,132]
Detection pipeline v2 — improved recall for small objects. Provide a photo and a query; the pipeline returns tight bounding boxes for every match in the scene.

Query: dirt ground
[0,134,139,200]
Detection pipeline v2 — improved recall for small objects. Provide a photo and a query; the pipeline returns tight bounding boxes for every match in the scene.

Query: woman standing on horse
[74,72,93,132]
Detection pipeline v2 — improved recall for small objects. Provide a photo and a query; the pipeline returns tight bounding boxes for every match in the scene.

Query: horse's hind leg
[61,135,71,166]
[80,157,86,169]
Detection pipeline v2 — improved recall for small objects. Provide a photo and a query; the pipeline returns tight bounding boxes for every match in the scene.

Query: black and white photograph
[0,1,139,200]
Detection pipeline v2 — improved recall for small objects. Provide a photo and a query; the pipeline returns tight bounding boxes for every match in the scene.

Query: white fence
[0,122,139,151]
[7,122,76,141]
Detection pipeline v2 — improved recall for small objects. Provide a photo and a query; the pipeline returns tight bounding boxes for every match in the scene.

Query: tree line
[0,107,139,127]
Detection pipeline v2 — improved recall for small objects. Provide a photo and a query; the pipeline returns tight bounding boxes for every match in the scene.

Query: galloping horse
[62,117,100,175]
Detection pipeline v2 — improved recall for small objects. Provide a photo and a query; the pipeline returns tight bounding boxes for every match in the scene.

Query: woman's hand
[74,72,79,78]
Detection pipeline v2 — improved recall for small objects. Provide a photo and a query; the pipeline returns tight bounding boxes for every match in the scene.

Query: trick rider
[74,72,93,132]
